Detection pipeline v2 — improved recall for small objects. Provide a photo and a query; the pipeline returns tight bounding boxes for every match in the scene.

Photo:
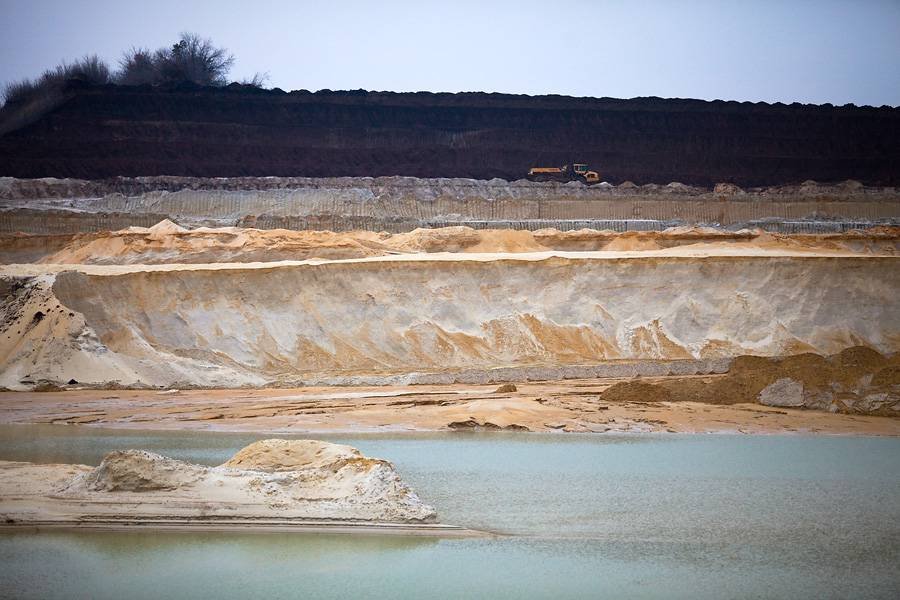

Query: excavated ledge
[1,176,898,233]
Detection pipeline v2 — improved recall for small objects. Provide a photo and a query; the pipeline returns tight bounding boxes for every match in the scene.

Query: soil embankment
[1,85,898,186]
[600,347,900,416]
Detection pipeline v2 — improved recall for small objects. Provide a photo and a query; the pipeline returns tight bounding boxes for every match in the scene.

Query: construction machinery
[527,163,600,184]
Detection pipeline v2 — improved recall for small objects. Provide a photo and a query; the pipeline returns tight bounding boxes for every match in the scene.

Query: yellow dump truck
[528,163,600,184]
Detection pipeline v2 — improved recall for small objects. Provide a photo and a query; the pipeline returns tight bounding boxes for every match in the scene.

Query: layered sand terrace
[2,238,899,389]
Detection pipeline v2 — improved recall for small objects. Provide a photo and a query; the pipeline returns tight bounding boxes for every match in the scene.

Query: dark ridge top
[1,82,898,186]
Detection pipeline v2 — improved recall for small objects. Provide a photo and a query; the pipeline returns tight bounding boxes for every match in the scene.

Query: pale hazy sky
[1,0,898,106]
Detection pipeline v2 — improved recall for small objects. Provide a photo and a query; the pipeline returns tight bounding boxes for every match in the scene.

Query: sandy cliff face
[2,252,897,388]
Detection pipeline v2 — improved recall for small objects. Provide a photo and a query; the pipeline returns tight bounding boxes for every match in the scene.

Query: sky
[1,0,898,106]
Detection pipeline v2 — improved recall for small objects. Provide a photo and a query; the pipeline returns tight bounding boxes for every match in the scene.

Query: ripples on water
[0,426,898,599]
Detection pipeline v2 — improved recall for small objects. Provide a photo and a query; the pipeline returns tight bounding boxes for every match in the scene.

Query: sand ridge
[1,224,897,265]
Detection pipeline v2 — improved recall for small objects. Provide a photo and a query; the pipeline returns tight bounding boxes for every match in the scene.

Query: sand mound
[388,227,482,253]
[464,229,548,253]
[388,227,547,254]
[147,219,188,237]
[57,439,437,523]
[76,450,206,492]
[37,227,396,265]
[600,381,673,403]
[601,236,663,251]
[726,347,893,398]
[222,439,363,472]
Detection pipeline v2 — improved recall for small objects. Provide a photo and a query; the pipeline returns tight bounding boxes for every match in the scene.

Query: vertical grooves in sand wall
[2,178,898,234]
[45,256,900,384]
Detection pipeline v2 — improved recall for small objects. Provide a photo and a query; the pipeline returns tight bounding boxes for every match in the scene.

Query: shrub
[40,55,112,87]
[116,33,235,87]
[239,72,270,88]
[65,54,112,84]
[160,33,234,86]
[117,47,157,86]
[2,55,111,106]
[2,79,39,104]
[3,34,251,109]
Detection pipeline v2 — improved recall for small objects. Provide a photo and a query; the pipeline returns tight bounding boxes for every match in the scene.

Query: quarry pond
[0,425,898,599]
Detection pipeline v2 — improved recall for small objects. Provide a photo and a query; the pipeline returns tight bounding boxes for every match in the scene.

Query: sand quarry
[1,222,899,530]
[0,223,898,437]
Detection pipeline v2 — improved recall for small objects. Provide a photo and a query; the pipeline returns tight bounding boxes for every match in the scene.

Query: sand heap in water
[57,439,436,523]
[600,347,900,415]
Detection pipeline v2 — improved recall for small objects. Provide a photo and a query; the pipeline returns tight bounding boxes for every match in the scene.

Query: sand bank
[1,375,897,436]
[0,439,476,534]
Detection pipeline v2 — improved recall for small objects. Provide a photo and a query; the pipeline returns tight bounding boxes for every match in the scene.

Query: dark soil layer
[600,347,900,416]
[1,82,898,185]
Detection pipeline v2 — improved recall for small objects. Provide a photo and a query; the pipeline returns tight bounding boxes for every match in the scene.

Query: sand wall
[0,254,892,388]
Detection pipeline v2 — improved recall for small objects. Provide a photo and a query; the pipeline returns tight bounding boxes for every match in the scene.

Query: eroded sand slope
[2,248,898,389]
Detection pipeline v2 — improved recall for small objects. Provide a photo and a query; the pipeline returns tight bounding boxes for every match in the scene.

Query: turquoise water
[0,425,898,599]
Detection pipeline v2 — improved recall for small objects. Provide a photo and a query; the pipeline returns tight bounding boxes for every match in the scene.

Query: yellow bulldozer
[527,163,600,184]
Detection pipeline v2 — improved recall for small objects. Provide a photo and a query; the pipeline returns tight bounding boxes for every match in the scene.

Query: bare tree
[156,33,235,86]
[115,34,236,87]
[117,47,157,86]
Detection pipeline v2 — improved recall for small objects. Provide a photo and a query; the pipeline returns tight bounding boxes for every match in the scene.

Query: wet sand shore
[1,378,897,435]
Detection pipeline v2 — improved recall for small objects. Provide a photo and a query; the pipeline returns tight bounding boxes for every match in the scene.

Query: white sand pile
[75,450,206,492]
[147,219,188,237]
[7,439,439,525]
